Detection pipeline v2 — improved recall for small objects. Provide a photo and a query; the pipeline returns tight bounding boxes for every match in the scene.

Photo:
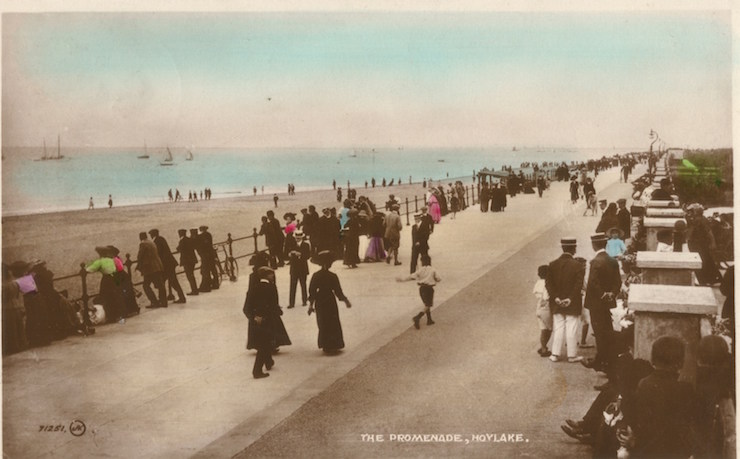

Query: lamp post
[649,129,660,154]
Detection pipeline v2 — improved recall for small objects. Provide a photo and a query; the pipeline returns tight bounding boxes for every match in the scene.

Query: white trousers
[552,313,580,358]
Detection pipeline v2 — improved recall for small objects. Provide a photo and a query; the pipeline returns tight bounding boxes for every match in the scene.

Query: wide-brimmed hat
[283,212,296,220]
[249,251,270,267]
[420,205,428,212]
[294,230,305,238]
[391,203,400,210]
[607,227,624,238]
[598,199,607,205]
[95,246,113,257]
[312,250,335,266]
[148,229,159,237]
[107,245,121,256]
[199,225,209,231]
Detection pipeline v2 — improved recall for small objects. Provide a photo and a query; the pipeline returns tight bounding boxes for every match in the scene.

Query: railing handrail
[44,185,478,311]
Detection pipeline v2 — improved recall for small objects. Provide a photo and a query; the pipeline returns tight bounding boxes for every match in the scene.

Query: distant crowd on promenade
[530,150,734,458]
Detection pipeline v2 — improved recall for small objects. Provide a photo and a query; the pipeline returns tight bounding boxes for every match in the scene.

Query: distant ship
[512,146,518,152]
[186,150,194,161]
[35,135,65,161]
[160,147,175,166]
[138,142,150,159]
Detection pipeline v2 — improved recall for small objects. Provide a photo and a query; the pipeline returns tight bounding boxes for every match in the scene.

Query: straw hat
[607,227,624,239]
[312,250,335,267]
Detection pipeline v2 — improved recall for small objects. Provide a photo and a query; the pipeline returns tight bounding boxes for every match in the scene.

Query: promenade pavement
[3,166,635,458]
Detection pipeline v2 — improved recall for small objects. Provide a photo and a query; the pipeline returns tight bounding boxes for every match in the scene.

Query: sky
[1,8,733,150]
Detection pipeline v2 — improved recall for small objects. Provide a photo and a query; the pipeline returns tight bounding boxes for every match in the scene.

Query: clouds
[2,11,732,149]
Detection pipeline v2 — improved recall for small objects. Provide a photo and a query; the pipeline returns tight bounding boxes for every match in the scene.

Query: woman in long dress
[342,210,361,268]
[308,251,352,353]
[428,190,442,224]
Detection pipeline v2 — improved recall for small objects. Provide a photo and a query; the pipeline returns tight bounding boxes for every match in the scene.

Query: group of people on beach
[167,187,213,203]
[530,152,734,457]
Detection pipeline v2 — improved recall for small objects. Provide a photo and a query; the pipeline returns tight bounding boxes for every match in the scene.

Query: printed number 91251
[39,424,66,432]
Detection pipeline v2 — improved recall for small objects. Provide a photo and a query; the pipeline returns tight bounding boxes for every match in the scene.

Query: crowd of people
[531,152,735,457]
[167,187,213,202]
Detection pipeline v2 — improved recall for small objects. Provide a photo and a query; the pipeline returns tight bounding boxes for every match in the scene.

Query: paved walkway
[3,167,633,458]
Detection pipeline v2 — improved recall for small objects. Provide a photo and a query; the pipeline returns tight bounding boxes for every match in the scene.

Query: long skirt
[365,237,386,261]
[343,235,361,266]
[316,300,345,351]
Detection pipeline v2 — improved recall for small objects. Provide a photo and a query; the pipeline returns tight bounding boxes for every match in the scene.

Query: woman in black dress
[342,210,361,268]
[308,251,352,353]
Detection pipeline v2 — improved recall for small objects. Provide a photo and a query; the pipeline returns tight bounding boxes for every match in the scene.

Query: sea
[1,146,638,217]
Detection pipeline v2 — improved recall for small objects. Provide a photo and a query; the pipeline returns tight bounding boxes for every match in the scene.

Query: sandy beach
[1,175,472,296]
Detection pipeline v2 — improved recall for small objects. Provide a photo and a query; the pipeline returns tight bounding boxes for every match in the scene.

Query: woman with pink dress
[427,190,442,224]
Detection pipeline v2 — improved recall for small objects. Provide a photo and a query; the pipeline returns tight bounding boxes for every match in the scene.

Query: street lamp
[649,129,660,154]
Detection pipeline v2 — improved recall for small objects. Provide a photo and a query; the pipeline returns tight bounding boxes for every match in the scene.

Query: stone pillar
[643,217,686,251]
[629,284,718,384]
[636,251,702,285]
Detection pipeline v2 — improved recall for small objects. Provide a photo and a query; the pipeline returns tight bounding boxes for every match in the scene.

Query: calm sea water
[1,147,635,216]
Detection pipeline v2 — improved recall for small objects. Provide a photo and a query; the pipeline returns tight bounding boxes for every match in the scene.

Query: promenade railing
[48,185,480,316]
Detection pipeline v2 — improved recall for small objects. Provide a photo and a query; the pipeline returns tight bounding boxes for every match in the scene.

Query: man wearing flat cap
[581,233,622,376]
[150,229,185,304]
[545,237,585,363]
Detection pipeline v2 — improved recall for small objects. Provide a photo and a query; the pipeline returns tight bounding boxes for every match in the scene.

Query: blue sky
[2,10,732,149]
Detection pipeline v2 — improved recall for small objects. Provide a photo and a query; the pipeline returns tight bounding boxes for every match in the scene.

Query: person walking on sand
[88,197,94,210]
[108,194,113,209]
[533,265,552,357]
[273,193,279,208]
[397,254,440,329]
[308,251,352,354]
[545,237,585,363]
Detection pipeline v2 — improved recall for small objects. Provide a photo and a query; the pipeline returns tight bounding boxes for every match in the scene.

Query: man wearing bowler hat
[545,237,585,363]
[581,232,622,376]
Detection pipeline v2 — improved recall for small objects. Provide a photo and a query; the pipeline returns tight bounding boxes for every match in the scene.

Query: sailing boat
[138,142,150,159]
[160,147,175,166]
[186,150,193,161]
[35,135,65,161]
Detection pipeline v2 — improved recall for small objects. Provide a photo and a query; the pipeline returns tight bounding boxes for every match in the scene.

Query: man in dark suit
[149,229,186,304]
[616,198,631,239]
[266,211,285,268]
[194,227,212,292]
[411,208,434,273]
[177,228,199,296]
[545,237,585,363]
[136,232,167,308]
[582,233,622,374]
[199,225,220,290]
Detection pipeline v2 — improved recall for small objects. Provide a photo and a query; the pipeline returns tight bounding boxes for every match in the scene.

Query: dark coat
[545,252,585,316]
[418,214,434,242]
[177,235,198,267]
[584,251,622,312]
[288,241,310,277]
[308,269,348,350]
[136,239,163,275]
[617,207,631,239]
[632,370,700,458]
[243,277,290,350]
[153,235,178,270]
